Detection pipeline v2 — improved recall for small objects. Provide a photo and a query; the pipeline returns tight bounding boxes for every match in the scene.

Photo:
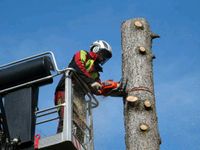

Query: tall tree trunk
[121,18,161,150]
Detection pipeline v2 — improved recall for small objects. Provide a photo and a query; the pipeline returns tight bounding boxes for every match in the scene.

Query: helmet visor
[98,49,112,65]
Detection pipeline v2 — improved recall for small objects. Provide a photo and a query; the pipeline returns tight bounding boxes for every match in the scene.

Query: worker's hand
[91,82,102,91]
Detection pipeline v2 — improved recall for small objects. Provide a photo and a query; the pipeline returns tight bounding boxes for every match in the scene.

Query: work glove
[90,82,102,91]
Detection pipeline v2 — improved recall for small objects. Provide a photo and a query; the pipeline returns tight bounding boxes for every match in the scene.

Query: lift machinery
[0,52,99,150]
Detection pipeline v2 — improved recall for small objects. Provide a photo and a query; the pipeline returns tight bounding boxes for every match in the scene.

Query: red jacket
[55,50,102,92]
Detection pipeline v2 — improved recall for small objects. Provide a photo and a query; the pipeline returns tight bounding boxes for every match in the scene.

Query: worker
[54,40,112,132]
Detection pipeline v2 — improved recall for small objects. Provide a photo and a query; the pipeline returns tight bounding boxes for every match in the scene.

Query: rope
[126,86,154,95]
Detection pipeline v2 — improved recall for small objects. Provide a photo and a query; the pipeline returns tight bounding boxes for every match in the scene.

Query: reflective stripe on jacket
[68,50,102,84]
[55,50,102,92]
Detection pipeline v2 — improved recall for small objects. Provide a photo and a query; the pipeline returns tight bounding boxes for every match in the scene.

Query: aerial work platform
[0,52,98,150]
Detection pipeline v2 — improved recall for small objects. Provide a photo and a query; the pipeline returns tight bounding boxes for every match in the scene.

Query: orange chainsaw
[98,79,127,97]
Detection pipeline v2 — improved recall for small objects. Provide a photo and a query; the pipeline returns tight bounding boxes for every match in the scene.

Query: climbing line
[126,86,154,95]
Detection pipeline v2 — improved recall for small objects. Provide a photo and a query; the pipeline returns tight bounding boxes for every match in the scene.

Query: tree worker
[54,40,112,132]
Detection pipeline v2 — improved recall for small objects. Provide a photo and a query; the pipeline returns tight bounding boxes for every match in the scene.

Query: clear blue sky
[1,0,200,150]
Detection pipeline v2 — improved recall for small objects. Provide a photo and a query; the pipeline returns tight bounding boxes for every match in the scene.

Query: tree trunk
[121,18,161,150]
[73,84,87,144]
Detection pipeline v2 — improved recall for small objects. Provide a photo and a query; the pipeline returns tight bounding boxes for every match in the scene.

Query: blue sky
[0,0,200,150]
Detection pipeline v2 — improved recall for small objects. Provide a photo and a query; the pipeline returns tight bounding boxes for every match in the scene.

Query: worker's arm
[73,50,101,85]
[74,50,91,78]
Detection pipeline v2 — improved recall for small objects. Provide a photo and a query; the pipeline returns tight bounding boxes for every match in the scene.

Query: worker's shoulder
[78,50,89,55]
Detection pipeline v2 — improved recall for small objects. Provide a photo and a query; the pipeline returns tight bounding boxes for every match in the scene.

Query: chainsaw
[98,79,127,97]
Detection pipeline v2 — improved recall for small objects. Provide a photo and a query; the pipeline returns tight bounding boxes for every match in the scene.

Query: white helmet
[90,40,112,65]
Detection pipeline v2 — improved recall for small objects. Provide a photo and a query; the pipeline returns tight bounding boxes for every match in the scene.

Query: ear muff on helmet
[90,40,111,53]
[91,46,100,53]
[90,40,112,65]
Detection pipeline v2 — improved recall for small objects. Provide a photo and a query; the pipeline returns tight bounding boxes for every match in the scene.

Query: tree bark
[73,84,87,144]
[121,18,161,150]
[72,81,94,150]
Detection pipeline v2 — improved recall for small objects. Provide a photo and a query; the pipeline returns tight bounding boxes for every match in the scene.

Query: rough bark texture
[72,82,94,150]
[73,84,87,144]
[121,18,161,150]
